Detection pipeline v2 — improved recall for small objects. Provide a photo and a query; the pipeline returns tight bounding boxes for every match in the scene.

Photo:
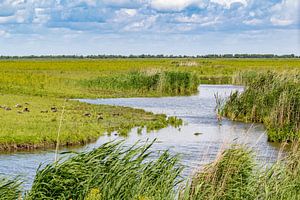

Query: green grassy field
[1,59,299,98]
[0,94,182,150]
[0,58,300,150]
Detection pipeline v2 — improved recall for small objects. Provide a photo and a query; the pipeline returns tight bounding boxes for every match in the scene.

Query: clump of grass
[181,146,255,200]
[223,71,300,142]
[0,177,21,200]
[180,142,300,200]
[26,141,182,200]
[81,71,199,96]
[255,142,300,199]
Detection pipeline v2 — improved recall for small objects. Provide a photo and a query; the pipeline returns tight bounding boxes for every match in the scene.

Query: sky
[0,0,299,56]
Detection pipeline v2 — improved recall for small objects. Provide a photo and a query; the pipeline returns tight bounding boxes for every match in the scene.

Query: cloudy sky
[0,0,299,55]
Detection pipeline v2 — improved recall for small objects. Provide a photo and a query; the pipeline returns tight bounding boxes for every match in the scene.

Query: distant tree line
[0,54,298,59]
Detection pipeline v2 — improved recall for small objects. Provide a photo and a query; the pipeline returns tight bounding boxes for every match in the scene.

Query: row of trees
[0,54,298,59]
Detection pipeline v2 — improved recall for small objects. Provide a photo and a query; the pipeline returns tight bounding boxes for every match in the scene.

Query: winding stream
[0,85,280,190]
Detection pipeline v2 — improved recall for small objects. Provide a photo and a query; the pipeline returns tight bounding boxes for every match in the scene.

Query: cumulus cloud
[211,0,248,8]
[270,0,299,26]
[150,0,203,11]
[0,0,298,36]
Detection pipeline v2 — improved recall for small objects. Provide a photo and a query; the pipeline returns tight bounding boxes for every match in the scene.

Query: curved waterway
[0,85,280,190]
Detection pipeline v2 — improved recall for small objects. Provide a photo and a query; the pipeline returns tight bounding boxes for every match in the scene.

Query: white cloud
[270,0,299,26]
[150,0,203,11]
[176,14,204,23]
[150,0,248,11]
[121,9,137,17]
[243,18,263,25]
[0,10,26,23]
[175,14,220,27]
[270,18,293,26]
[0,30,5,35]
[124,15,157,31]
[210,0,248,8]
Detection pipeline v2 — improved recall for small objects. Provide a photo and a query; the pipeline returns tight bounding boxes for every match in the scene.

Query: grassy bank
[2,141,300,199]
[222,71,300,142]
[0,94,182,151]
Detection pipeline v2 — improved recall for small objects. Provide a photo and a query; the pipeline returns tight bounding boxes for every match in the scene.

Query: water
[0,85,280,190]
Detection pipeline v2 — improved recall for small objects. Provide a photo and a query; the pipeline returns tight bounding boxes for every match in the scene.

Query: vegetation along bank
[0,58,300,149]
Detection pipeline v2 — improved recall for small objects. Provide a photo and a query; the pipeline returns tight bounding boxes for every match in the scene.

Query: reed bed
[180,146,255,200]
[1,141,300,199]
[26,141,182,200]
[81,71,199,96]
[223,71,300,142]
[181,142,300,200]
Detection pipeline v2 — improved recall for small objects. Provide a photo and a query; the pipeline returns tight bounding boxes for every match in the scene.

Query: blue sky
[0,0,299,55]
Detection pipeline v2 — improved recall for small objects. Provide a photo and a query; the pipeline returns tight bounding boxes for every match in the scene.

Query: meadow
[1,58,299,98]
[0,58,300,149]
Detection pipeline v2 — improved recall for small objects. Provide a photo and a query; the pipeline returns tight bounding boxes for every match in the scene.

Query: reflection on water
[0,85,280,189]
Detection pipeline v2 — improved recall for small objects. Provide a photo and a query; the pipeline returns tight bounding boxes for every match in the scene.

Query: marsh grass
[0,94,181,150]
[223,71,300,142]
[81,71,199,96]
[181,142,300,200]
[26,141,183,200]
[181,146,255,200]
[0,177,21,200]
[2,141,300,199]
[0,59,299,98]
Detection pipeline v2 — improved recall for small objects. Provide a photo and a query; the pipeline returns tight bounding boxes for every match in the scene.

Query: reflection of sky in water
[0,85,280,190]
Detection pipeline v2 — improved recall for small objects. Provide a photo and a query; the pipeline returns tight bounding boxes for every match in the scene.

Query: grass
[0,58,299,149]
[222,71,300,142]
[181,142,300,200]
[0,94,182,150]
[1,140,300,199]
[0,59,299,98]
[80,71,199,96]
[0,177,21,200]
[181,146,255,200]
[26,141,182,200]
